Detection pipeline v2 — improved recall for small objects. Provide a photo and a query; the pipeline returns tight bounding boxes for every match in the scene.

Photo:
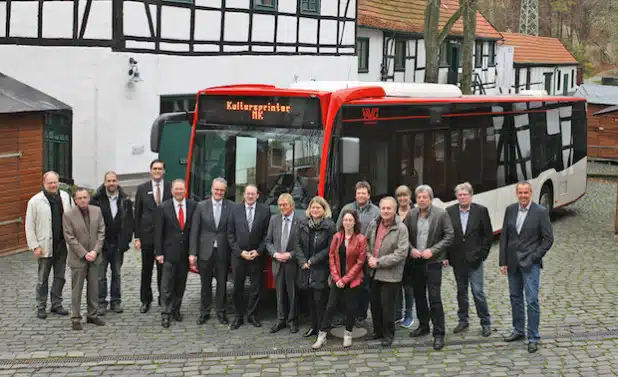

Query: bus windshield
[189,126,323,211]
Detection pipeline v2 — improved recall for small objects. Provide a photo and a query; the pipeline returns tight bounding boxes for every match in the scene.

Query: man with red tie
[155,179,196,328]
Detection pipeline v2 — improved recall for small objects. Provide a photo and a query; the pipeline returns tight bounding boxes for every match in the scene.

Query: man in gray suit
[500,181,554,354]
[407,184,454,351]
[190,178,233,325]
[62,187,106,330]
[266,193,303,334]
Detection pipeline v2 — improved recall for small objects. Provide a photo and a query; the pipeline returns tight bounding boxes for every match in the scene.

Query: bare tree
[424,0,463,83]
[460,0,477,94]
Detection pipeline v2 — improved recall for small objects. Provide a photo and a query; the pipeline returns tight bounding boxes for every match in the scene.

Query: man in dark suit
[265,193,303,334]
[155,179,195,328]
[134,159,172,313]
[90,171,134,315]
[499,181,553,353]
[189,177,233,325]
[446,182,493,337]
[407,184,454,351]
[227,184,271,330]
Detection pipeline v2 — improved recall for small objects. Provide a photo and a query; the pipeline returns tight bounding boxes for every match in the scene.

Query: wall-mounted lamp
[128,57,142,83]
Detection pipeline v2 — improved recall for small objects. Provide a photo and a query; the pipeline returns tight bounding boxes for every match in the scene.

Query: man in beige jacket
[62,187,106,330]
[25,171,74,319]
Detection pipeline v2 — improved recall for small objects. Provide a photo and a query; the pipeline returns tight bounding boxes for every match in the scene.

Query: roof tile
[500,32,578,64]
[358,0,502,40]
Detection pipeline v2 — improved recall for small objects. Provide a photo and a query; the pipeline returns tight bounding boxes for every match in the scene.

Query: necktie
[247,206,254,232]
[214,202,221,228]
[178,203,185,231]
[516,207,526,234]
[155,183,161,206]
[281,217,290,251]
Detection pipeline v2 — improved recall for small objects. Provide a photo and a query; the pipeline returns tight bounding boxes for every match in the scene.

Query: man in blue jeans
[90,171,134,315]
[446,182,493,337]
[499,181,553,353]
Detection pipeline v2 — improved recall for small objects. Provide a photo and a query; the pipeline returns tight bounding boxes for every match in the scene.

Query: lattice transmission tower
[518,0,539,35]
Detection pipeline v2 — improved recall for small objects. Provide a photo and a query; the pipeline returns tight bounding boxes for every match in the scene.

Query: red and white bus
[151,82,588,287]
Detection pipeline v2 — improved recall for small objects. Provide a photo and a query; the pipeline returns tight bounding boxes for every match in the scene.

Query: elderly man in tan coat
[62,187,106,330]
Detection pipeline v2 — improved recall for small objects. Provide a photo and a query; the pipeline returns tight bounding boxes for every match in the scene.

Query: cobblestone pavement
[588,161,618,176]
[0,180,617,376]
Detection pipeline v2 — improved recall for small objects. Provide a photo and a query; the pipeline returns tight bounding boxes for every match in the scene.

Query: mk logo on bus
[362,107,379,121]
[252,110,264,120]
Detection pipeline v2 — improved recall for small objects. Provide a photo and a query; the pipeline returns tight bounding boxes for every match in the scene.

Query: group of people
[25,158,554,354]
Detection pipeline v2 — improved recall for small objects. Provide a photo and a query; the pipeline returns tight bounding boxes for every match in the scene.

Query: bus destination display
[198,95,322,128]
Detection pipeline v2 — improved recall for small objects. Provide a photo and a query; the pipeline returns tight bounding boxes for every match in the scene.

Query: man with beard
[90,171,134,315]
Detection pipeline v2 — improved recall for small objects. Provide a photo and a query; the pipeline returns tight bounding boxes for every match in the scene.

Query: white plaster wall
[0,46,357,187]
[357,28,383,81]
[514,65,578,94]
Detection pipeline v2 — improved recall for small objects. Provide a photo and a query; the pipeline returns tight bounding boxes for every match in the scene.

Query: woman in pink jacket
[312,208,367,349]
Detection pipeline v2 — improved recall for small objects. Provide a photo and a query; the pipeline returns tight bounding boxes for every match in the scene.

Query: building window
[300,0,320,14]
[475,41,483,68]
[254,0,277,10]
[440,43,448,66]
[160,95,197,114]
[557,71,561,90]
[488,42,496,66]
[571,69,575,87]
[357,38,369,73]
[394,40,406,72]
[168,0,193,3]
[544,73,552,94]
[44,112,72,184]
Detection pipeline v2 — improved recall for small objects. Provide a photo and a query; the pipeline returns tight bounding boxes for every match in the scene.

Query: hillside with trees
[477,0,618,76]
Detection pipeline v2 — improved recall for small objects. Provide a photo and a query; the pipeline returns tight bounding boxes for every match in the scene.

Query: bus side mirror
[340,137,360,174]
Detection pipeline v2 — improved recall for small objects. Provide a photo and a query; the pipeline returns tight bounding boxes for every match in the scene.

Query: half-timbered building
[500,32,579,95]
[355,0,503,94]
[0,0,357,187]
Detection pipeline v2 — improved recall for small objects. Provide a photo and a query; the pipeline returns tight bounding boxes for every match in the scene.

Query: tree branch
[438,6,464,45]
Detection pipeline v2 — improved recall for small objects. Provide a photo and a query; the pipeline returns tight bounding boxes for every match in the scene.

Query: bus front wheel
[539,183,554,212]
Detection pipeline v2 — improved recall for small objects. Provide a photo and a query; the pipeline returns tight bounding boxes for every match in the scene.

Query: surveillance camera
[129,57,138,65]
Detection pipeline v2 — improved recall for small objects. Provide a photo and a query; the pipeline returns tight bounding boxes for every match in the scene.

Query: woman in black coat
[296,196,336,337]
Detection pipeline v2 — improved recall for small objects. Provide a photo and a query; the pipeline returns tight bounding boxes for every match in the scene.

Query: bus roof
[201,82,587,104]
[289,81,463,98]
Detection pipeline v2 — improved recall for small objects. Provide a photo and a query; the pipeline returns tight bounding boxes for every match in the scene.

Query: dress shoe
[527,342,538,353]
[161,317,170,328]
[368,332,384,340]
[409,326,430,337]
[217,313,229,325]
[197,314,210,325]
[51,306,69,315]
[72,321,82,331]
[86,317,105,326]
[270,321,286,333]
[380,337,393,346]
[36,309,47,319]
[304,328,318,338]
[289,322,299,334]
[481,325,492,337]
[110,304,124,314]
[453,323,469,334]
[172,312,183,322]
[230,317,243,330]
[433,336,445,350]
[504,332,525,342]
[248,316,262,328]
[97,306,106,316]
[140,302,151,313]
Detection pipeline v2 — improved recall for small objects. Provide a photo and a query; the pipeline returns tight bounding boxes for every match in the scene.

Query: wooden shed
[574,84,618,161]
[0,72,72,256]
